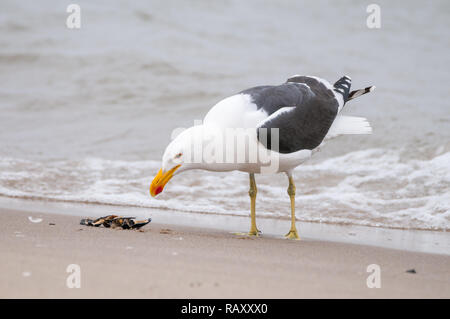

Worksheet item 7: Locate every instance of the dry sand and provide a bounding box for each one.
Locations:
[0,208,449,298]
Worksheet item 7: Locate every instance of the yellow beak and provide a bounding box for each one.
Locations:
[150,165,180,197]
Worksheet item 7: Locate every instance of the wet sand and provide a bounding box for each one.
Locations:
[0,208,449,298]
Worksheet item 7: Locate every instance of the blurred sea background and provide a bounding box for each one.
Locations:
[0,0,449,230]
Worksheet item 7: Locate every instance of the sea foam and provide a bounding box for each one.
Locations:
[0,148,448,230]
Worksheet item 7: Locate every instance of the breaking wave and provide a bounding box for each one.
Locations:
[0,148,448,230]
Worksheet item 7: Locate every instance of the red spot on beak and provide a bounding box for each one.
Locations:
[155,186,163,196]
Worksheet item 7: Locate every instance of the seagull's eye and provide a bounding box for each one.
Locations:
[174,152,183,159]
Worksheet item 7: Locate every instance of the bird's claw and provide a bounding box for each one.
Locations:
[233,229,261,237]
[248,229,262,236]
[284,229,300,240]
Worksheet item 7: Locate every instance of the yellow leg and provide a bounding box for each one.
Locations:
[233,173,260,237]
[248,173,260,236]
[285,175,300,240]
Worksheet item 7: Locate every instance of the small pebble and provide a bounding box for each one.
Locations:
[28,216,43,223]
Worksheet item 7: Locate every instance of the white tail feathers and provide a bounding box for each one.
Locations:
[326,116,372,139]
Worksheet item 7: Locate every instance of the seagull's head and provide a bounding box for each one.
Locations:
[150,126,201,197]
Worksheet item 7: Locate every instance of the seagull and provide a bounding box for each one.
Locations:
[150,75,375,239]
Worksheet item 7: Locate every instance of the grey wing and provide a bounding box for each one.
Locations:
[256,80,339,154]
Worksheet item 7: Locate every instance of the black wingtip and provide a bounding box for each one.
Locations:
[347,86,376,101]
[334,76,352,101]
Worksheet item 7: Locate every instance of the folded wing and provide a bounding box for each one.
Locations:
[256,78,340,153]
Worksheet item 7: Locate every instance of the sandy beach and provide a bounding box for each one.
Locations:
[0,0,449,302]
[1,207,449,299]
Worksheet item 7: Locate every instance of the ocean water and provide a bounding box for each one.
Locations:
[0,0,449,230]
